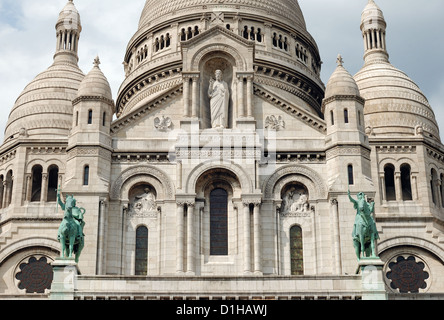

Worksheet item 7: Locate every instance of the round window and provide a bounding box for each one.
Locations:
[386,255,429,293]
[15,256,53,294]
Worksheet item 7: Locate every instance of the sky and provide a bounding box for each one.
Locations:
[0,0,443,143]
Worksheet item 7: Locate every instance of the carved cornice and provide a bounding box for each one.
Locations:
[111,84,183,134]
[254,84,326,134]
[72,95,115,107]
[321,95,365,110]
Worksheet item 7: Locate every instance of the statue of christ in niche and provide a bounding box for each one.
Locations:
[208,70,229,129]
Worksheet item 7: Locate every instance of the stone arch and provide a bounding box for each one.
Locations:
[378,236,444,264]
[195,167,241,199]
[111,165,175,201]
[185,160,253,194]
[0,237,60,266]
[26,159,47,174]
[263,164,328,200]
[191,43,247,72]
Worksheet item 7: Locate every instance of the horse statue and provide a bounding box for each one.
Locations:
[57,189,86,263]
[348,190,379,260]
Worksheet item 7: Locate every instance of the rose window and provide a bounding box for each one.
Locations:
[386,256,429,293]
[15,256,53,294]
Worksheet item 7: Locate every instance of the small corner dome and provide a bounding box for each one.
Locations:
[57,0,81,31]
[325,55,361,99]
[77,57,113,100]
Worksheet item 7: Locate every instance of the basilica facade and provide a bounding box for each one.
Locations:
[0,0,444,300]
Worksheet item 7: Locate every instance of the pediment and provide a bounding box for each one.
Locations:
[110,84,183,136]
[254,83,327,135]
[181,25,255,72]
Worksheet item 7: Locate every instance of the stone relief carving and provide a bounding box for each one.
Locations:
[265,115,285,131]
[280,185,311,217]
[154,115,172,131]
[129,187,158,218]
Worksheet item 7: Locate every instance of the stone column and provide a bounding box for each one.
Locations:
[97,199,107,275]
[25,174,32,203]
[183,75,191,117]
[2,181,8,208]
[40,173,48,203]
[0,182,3,209]
[411,174,419,201]
[253,201,262,275]
[186,202,196,275]
[237,75,245,118]
[243,202,251,274]
[376,30,381,49]
[191,75,200,118]
[436,179,442,208]
[331,198,342,274]
[395,172,402,201]
[176,202,185,274]
[246,75,254,118]
[120,202,129,275]
[379,173,386,203]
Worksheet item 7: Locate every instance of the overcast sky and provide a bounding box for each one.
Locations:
[0,0,443,143]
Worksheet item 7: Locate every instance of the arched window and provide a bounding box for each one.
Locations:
[135,226,148,275]
[348,164,354,186]
[290,225,303,275]
[87,110,93,125]
[344,108,349,124]
[75,111,79,126]
[31,165,43,202]
[47,166,59,202]
[400,164,413,201]
[257,28,263,42]
[6,170,13,206]
[243,26,249,39]
[431,169,437,205]
[384,164,396,201]
[102,112,106,127]
[210,188,228,256]
[330,110,335,126]
[0,175,4,209]
[441,173,444,208]
[83,166,89,186]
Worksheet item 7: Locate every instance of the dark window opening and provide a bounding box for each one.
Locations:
[385,164,396,201]
[401,164,413,201]
[290,225,303,275]
[210,188,228,256]
[135,226,148,275]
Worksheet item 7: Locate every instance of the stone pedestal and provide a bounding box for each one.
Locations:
[357,257,388,300]
[49,258,80,300]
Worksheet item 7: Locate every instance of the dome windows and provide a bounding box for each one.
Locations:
[272,32,289,52]
[242,26,263,43]
[180,26,200,41]
[154,33,171,53]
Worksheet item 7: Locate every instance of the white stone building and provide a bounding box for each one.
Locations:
[0,0,443,300]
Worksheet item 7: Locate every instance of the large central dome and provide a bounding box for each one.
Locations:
[117,0,323,119]
[138,0,307,31]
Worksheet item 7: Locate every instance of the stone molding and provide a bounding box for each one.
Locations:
[263,164,328,200]
[254,84,326,134]
[110,165,175,200]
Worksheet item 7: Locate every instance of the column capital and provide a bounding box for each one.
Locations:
[182,71,200,79]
